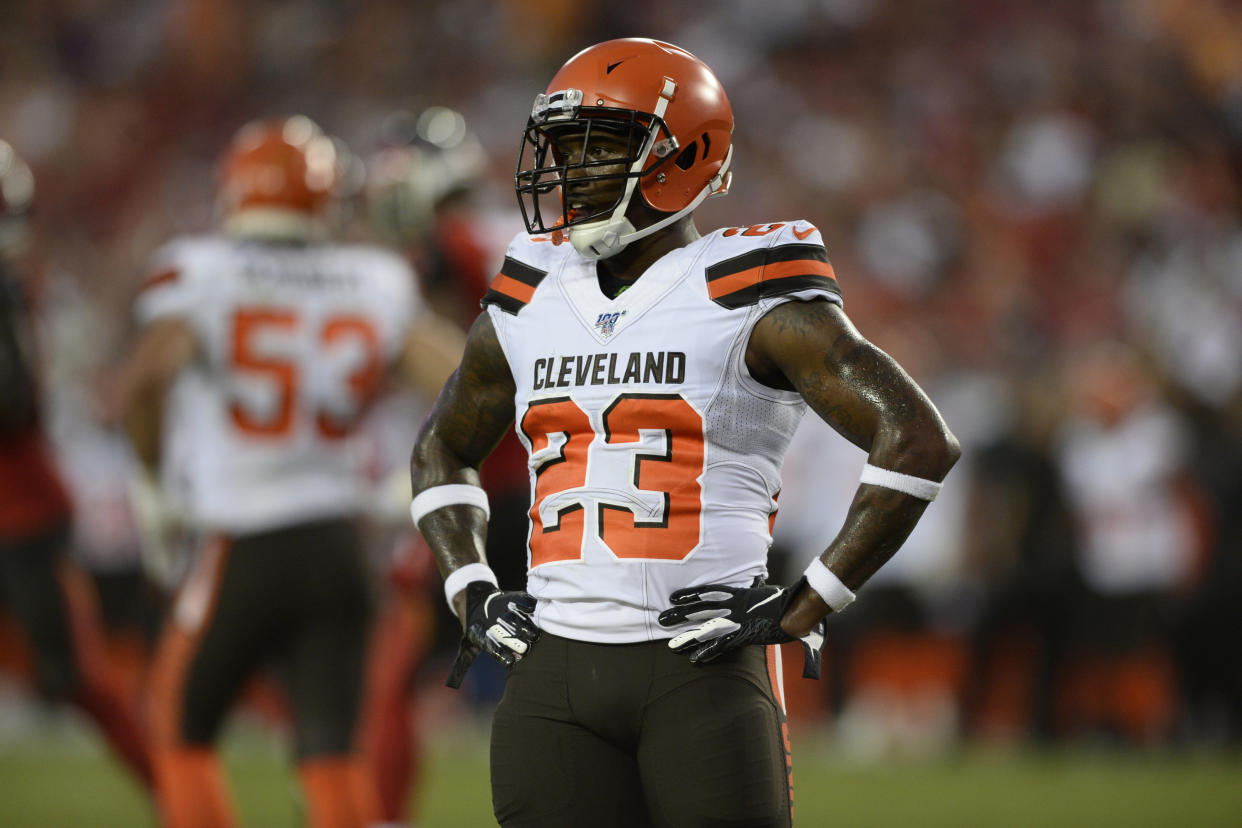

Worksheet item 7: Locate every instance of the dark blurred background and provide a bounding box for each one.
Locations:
[3,0,1241,766]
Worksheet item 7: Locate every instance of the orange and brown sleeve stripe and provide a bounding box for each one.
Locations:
[139,267,180,294]
[706,243,840,309]
[481,257,548,315]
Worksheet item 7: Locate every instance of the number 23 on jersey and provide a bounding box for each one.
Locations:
[519,393,705,568]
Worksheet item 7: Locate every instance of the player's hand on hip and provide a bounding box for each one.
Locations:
[658,577,826,678]
[467,584,540,665]
[446,582,540,688]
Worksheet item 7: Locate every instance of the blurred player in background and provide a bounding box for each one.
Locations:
[362,107,527,823]
[0,140,156,793]
[114,116,462,828]
[368,106,495,329]
[1053,342,1204,744]
[411,39,959,826]
[368,106,533,597]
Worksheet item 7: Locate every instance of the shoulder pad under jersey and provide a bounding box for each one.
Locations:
[139,235,221,291]
[480,231,564,315]
[133,235,229,323]
[704,220,841,310]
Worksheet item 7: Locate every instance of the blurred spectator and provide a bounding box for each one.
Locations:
[958,369,1079,746]
[1169,390,1242,746]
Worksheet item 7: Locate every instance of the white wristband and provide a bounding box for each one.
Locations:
[804,558,856,612]
[410,484,491,526]
[443,563,499,617]
[860,463,941,501]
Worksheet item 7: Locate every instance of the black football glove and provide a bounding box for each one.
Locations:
[657,576,826,679]
[445,581,540,689]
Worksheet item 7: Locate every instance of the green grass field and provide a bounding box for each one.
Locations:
[2,715,1240,827]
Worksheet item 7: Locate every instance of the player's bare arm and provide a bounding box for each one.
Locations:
[115,316,198,470]
[410,310,516,617]
[412,311,541,682]
[398,309,466,401]
[746,298,961,635]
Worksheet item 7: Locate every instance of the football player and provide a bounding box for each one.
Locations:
[0,140,156,793]
[410,39,960,826]
[362,106,530,825]
[115,116,462,828]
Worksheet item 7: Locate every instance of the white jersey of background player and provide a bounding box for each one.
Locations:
[137,236,415,533]
[119,116,461,539]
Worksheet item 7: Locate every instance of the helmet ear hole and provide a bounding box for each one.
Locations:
[674,142,697,171]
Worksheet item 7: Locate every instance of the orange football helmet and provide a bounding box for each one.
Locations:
[515,38,734,259]
[218,115,340,240]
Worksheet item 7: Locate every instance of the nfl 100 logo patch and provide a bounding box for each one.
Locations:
[594,310,625,337]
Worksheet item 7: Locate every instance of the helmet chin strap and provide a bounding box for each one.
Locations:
[569,144,733,260]
[567,198,687,260]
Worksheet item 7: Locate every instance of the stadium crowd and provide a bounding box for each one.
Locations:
[2,2,1240,814]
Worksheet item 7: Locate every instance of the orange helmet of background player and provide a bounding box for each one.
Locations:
[515,38,734,259]
[218,115,340,240]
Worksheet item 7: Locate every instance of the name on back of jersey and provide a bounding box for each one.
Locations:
[237,259,363,291]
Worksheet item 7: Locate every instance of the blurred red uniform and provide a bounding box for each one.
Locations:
[357,528,438,821]
[0,139,154,792]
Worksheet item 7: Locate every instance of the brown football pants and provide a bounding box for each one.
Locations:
[490,631,794,827]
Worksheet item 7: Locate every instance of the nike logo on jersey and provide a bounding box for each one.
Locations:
[532,351,686,390]
[792,224,817,240]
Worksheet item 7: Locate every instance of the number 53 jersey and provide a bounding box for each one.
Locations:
[484,221,843,643]
[135,236,419,534]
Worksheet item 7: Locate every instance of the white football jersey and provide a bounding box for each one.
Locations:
[136,236,420,534]
[483,220,843,643]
